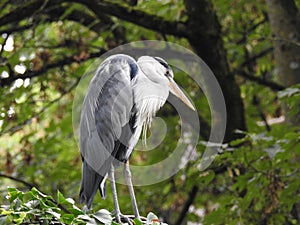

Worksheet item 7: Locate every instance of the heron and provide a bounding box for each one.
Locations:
[79,54,195,223]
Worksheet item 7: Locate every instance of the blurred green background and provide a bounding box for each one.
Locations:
[0,0,300,224]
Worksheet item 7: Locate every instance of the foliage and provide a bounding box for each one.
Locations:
[0,0,300,224]
[0,187,165,225]
[1,187,90,225]
[198,86,300,225]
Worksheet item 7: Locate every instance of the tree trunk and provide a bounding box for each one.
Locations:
[266,1,300,221]
[184,0,246,142]
[265,0,300,124]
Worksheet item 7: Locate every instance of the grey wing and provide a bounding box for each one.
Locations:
[79,55,136,208]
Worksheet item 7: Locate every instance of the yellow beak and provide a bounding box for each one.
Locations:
[168,78,195,111]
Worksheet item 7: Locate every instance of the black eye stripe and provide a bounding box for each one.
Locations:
[154,57,169,69]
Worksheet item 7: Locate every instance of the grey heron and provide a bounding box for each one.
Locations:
[79,54,195,223]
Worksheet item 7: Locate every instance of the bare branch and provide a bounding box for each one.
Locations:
[239,47,273,68]
[44,4,113,33]
[0,0,187,37]
[236,70,285,91]
[0,32,10,56]
[0,173,36,189]
[0,49,106,87]
[0,0,44,27]
[236,15,268,45]
[0,23,34,36]
[0,3,113,35]
[252,95,271,132]
[73,0,188,37]
[174,185,199,225]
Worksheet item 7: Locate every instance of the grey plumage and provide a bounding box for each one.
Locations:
[79,55,138,208]
[79,54,195,221]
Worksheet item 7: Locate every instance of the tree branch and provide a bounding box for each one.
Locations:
[239,47,273,68]
[236,15,268,45]
[0,173,36,189]
[174,185,199,225]
[0,0,43,27]
[44,4,114,34]
[0,49,106,87]
[0,32,10,56]
[0,2,113,35]
[236,70,285,91]
[0,0,187,38]
[74,0,188,37]
[0,23,34,36]
[0,173,71,215]
[0,77,80,136]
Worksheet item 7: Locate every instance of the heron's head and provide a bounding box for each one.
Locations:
[137,56,195,111]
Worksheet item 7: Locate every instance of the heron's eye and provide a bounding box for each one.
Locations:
[165,70,171,77]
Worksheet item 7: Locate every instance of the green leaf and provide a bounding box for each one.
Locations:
[65,198,75,205]
[30,187,50,199]
[77,214,93,221]
[12,211,26,224]
[133,218,143,225]
[278,87,300,98]
[93,209,112,225]
[0,208,12,216]
[57,190,75,206]
[68,206,84,216]
[46,208,61,219]
[61,214,75,224]
[57,190,66,204]
[6,188,24,203]
[24,200,39,209]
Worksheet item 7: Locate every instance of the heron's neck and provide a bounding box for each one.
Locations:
[132,76,169,128]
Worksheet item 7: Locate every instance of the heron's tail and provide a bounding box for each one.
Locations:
[79,160,107,208]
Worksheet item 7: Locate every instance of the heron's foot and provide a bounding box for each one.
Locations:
[82,205,89,214]
[114,213,134,225]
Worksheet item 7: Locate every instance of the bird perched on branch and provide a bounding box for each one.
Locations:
[79,54,195,223]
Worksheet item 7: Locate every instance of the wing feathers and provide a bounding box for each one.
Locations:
[79,160,103,208]
[79,55,138,207]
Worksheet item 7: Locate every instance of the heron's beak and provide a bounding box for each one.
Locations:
[168,78,196,111]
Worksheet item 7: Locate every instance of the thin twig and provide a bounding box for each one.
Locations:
[236,15,268,45]
[0,78,81,136]
[239,47,273,68]
[0,33,10,56]
[252,95,271,132]
[0,49,105,87]
[236,70,285,91]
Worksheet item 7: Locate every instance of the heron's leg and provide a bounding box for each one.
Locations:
[124,161,140,220]
[109,165,121,223]
[109,165,133,225]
